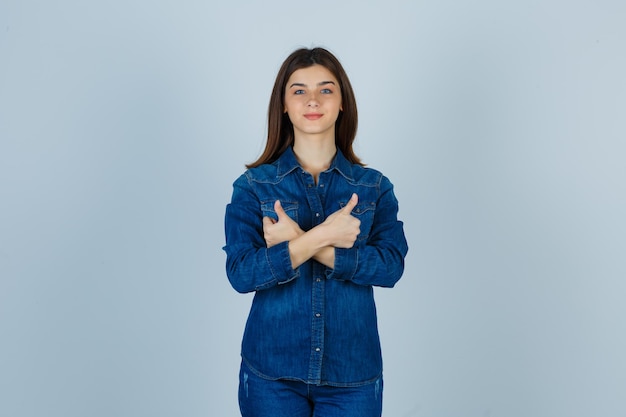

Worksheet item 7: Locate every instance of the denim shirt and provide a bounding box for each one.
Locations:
[223,147,408,386]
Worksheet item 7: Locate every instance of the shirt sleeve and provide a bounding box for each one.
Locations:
[325,175,408,288]
[223,174,299,293]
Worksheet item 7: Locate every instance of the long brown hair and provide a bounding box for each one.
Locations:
[246,47,362,168]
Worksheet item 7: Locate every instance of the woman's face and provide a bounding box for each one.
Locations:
[284,64,343,141]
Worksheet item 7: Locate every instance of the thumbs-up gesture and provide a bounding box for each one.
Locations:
[321,193,361,249]
[262,200,303,248]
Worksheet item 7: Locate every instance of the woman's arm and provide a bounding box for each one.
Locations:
[326,176,409,288]
[224,176,299,293]
[263,194,360,269]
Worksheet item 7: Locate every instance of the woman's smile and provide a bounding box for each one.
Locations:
[304,113,323,120]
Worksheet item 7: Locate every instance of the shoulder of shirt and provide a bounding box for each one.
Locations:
[237,161,284,185]
[243,162,278,177]
[347,163,386,185]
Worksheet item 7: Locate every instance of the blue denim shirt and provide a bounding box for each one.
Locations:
[223,147,408,386]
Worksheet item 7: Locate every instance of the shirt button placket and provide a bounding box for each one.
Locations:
[309,273,325,382]
[304,171,325,383]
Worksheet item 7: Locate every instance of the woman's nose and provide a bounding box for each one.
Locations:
[307,97,319,107]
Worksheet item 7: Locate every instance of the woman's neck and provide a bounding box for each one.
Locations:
[292,137,336,183]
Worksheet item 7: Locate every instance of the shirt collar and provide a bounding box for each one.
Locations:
[276,146,355,181]
[328,148,355,181]
[275,146,301,178]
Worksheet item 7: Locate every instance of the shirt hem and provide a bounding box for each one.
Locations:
[241,355,382,388]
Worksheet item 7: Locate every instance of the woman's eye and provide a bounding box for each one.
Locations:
[321,88,332,94]
[294,89,305,95]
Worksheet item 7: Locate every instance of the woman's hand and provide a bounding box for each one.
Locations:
[262,200,303,248]
[319,193,361,249]
[262,194,359,269]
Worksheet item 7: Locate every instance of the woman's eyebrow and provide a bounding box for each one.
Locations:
[288,81,336,88]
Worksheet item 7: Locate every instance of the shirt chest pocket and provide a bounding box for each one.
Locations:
[340,201,376,241]
[261,200,299,223]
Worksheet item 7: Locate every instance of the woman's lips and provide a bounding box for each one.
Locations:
[304,113,322,120]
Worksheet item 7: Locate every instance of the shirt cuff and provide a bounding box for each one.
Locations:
[267,241,299,285]
[325,247,358,281]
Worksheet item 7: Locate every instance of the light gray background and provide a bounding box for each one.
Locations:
[1,1,625,416]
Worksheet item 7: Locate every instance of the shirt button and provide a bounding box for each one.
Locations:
[315,213,320,217]
[315,313,321,317]
[320,184,324,188]
[315,347,321,352]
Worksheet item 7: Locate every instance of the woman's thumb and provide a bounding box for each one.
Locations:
[344,193,358,212]
[274,200,287,219]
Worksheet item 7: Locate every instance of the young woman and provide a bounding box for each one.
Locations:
[223,47,408,417]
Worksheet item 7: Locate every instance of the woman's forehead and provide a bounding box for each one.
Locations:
[287,65,338,85]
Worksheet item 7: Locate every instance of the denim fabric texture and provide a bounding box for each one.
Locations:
[224,147,408,386]
[238,359,383,417]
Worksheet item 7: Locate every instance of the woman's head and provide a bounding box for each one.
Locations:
[247,47,362,168]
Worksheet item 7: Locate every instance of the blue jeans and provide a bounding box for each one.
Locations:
[238,361,383,417]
